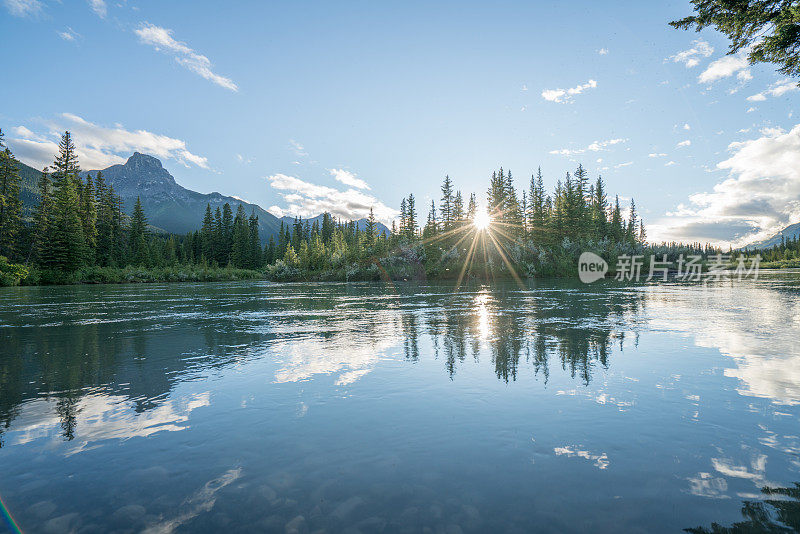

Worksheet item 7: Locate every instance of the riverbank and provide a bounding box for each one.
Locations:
[2,255,788,287]
[5,264,264,286]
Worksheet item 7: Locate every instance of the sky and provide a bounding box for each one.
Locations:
[2,0,799,246]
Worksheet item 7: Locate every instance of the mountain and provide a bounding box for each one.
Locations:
[84,152,286,242]
[279,213,391,236]
[744,222,800,250]
[15,153,391,242]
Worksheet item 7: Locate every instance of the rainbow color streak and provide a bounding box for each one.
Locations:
[0,493,22,534]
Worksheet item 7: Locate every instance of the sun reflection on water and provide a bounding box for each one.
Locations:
[475,292,491,340]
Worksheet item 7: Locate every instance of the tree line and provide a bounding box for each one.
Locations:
[1,127,687,283]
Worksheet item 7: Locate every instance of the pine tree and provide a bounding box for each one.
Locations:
[248,210,261,268]
[452,191,464,224]
[31,167,53,264]
[405,194,418,240]
[467,193,477,220]
[213,207,224,264]
[0,132,23,259]
[627,198,638,243]
[399,198,408,238]
[94,171,115,266]
[50,132,86,270]
[592,176,608,239]
[321,212,335,244]
[221,203,234,263]
[529,168,547,245]
[440,175,454,230]
[487,169,506,221]
[365,207,377,245]
[81,173,98,262]
[610,195,623,242]
[265,235,276,265]
[231,204,249,267]
[201,204,215,261]
[503,169,522,238]
[128,196,148,266]
[424,200,438,238]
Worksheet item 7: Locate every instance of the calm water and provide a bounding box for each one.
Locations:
[2,274,800,533]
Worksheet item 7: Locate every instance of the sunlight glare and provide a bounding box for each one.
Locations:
[473,208,491,230]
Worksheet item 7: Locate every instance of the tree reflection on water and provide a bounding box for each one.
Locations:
[686,483,800,533]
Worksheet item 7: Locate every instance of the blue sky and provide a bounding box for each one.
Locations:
[2,0,799,246]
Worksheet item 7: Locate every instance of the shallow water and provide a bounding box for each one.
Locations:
[1,273,800,533]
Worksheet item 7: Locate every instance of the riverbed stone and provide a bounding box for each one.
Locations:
[285,514,307,534]
[331,496,365,521]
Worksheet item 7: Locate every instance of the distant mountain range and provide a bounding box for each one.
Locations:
[744,222,800,250]
[16,152,389,242]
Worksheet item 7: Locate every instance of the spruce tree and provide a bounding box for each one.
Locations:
[31,167,53,265]
[440,175,454,230]
[50,132,86,270]
[627,199,638,243]
[0,134,22,259]
[405,194,417,240]
[248,210,261,268]
[201,204,215,261]
[128,196,148,266]
[467,193,477,220]
[592,176,608,239]
[365,207,377,245]
[453,191,464,224]
[231,204,249,267]
[610,195,623,242]
[81,173,98,263]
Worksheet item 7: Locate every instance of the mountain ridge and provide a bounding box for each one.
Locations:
[744,222,800,250]
[16,153,390,242]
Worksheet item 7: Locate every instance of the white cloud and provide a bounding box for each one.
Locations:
[8,113,209,170]
[665,160,676,166]
[648,153,667,158]
[614,161,633,169]
[289,139,308,157]
[267,173,398,225]
[598,48,609,55]
[87,0,106,17]
[683,123,691,130]
[329,168,370,190]
[3,0,41,16]
[677,139,691,147]
[699,53,750,84]
[747,79,799,102]
[650,124,800,246]
[134,22,238,91]
[58,27,80,41]
[668,40,713,68]
[550,137,626,156]
[541,79,597,103]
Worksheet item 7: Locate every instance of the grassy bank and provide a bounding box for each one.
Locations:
[0,261,265,287]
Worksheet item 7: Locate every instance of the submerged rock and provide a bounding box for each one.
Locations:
[285,514,307,534]
[331,496,365,521]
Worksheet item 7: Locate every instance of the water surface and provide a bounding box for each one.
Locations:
[1,274,800,533]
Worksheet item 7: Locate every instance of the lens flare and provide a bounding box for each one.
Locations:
[473,208,491,230]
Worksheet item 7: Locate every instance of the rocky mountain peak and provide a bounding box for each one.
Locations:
[125,152,164,171]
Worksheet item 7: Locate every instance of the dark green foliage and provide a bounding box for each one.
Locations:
[128,197,148,266]
[671,0,800,79]
[0,130,23,258]
[1,128,681,284]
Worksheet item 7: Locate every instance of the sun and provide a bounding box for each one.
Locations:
[473,208,491,230]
